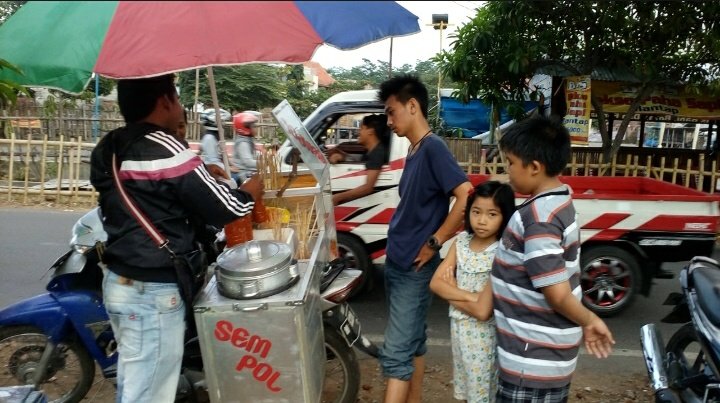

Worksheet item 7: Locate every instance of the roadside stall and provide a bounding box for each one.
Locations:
[193,100,338,403]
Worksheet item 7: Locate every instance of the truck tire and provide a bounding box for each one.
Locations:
[336,233,371,297]
[580,246,640,317]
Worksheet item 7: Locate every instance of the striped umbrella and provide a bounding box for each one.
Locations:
[0,1,420,94]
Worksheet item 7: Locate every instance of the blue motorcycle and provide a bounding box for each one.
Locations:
[0,208,111,402]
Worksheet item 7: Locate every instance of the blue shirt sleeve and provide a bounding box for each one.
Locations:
[426,136,468,195]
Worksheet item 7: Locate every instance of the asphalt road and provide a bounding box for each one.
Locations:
[0,206,710,377]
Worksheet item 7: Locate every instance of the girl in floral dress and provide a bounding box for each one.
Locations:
[430,181,515,403]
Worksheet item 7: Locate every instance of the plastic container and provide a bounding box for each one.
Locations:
[252,198,268,223]
[224,215,253,247]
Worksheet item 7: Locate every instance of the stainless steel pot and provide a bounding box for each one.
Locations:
[215,240,298,299]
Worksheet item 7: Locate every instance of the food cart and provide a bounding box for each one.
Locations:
[193,100,337,403]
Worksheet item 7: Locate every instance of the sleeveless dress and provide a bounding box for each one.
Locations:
[449,232,498,403]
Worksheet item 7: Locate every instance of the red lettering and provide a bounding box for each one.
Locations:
[234,355,283,392]
[236,354,257,371]
[687,98,720,112]
[266,371,282,392]
[254,363,272,381]
[567,92,582,100]
[216,321,283,392]
[246,335,272,359]
[214,320,233,341]
[231,327,249,349]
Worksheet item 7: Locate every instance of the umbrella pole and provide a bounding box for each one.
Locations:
[206,66,231,176]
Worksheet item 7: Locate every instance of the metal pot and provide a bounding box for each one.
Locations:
[215,240,298,300]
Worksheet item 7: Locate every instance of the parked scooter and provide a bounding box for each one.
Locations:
[640,256,720,403]
[0,208,377,403]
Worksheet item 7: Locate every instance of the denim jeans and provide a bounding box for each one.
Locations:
[379,255,439,381]
[103,269,185,403]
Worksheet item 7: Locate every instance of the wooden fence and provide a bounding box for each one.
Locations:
[3,134,720,208]
[456,146,719,193]
[3,102,720,207]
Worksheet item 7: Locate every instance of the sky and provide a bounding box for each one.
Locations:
[311,1,484,70]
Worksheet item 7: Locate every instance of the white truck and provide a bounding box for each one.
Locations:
[276,90,720,316]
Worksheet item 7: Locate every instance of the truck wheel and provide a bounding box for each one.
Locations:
[580,246,640,317]
[336,233,371,297]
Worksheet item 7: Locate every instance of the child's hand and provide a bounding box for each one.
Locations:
[440,263,456,285]
[583,315,615,359]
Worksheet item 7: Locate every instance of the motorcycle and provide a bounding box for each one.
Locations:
[0,208,377,403]
[640,256,720,403]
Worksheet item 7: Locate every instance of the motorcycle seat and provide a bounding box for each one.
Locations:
[692,266,720,327]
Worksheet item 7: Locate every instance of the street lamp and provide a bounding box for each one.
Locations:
[430,14,451,111]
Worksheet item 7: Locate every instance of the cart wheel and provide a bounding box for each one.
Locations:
[336,233,371,297]
[322,326,360,403]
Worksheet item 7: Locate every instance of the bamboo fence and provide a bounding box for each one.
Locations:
[460,151,719,193]
[2,106,720,207]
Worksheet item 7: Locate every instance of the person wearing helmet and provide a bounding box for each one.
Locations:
[200,112,231,182]
[231,112,260,183]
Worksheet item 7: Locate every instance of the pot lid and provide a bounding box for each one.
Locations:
[216,240,293,278]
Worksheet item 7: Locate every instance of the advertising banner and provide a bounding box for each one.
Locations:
[563,76,592,145]
[593,81,720,120]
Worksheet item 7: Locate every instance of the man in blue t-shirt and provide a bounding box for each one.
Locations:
[378,75,473,403]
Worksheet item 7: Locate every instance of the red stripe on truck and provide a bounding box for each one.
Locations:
[636,215,718,233]
[334,206,360,222]
[586,229,629,241]
[365,208,395,224]
[581,213,632,229]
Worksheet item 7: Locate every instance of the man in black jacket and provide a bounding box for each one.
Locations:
[90,74,262,403]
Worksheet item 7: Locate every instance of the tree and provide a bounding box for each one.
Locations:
[329,58,453,132]
[0,1,25,24]
[437,1,720,158]
[0,58,28,107]
[177,65,285,112]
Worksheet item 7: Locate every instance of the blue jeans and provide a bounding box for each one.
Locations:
[102,269,185,403]
[379,255,439,381]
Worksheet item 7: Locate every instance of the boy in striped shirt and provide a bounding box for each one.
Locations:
[491,116,615,402]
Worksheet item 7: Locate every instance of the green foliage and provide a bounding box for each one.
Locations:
[437,1,720,154]
[177,65,285,112]
[79,76,115,100]
[0,58,29,107]
[329,58,452,132]
[0,1,25,24]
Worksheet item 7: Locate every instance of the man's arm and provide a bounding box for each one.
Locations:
[543,282,615,358]
[332,169,381,205]
[237,141,257,169]
[413,181,473,269]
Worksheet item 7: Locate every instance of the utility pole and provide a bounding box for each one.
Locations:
[388,37,393,79]
[429,14,452,112]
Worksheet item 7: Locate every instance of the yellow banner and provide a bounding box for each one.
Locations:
[593,81,720,119]
[563,76,591,145]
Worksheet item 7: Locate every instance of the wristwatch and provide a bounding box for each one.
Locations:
[426,235,442,251]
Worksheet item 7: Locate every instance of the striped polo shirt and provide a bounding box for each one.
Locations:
[490,184,582,389]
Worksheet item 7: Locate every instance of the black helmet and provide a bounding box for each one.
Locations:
[201,111,219,131]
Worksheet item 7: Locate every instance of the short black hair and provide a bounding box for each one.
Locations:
[117,74,177,124]
[499,115,570,176]
[464,180,516,238]
[378,74,429,118]
[361,114,390,145]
